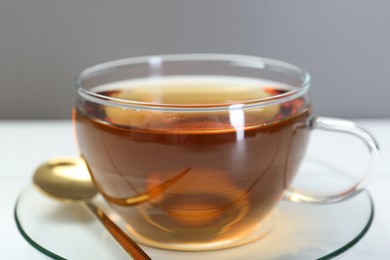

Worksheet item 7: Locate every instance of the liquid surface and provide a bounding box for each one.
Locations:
[75,76,310,250]
[91,76,292,105]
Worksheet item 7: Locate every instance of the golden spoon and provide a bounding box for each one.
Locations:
[32,157,151,260]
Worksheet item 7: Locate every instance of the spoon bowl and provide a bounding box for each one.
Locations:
[33,157,97,202]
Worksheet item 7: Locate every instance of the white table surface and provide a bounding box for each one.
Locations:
[1,119,389,260]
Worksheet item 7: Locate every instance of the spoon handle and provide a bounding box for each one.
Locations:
[85,201,152,260]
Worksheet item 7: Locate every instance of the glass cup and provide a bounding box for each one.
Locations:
[73,54,379,251]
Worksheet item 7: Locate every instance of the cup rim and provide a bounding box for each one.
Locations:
[76,54,311,112]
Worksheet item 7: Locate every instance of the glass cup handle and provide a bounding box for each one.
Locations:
[284,116,379,204]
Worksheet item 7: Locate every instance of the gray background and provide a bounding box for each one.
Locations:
[1,0,389,119]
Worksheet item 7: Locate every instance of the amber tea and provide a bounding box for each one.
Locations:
[75,76,310,250]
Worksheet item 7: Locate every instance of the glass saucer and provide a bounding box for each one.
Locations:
[14,185,373,260]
